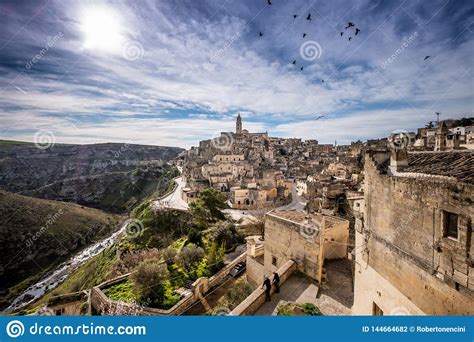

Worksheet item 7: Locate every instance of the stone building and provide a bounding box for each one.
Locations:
[353,149,474,315]
[229,187,268,210]
[246,210,349,287]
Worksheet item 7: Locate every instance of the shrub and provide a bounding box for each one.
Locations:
[225,279,253,309]
[187,227,203,245]
[206,241,225,275]
[176,246,205,273]
[210,221,244,251]
[302,303,322,316]
[131,258,168,307]
[162,247,177,266]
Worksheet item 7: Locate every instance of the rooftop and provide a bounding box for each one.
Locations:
[268,210,346,229]
[404,151,473,184]
[374,150,474,184]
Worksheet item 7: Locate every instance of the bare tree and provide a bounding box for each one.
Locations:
[247,203,277,238]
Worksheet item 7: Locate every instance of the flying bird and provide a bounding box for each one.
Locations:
[303,33,307,38]
[259,32,263,37]
[424,55,431,61]
[321,79,324,83]
[267,0,272,5]
[293,14,298,18]
[348,37,352,41]
[355,28,360,35]
[292,60,296,64]
[306,13,312,20]
[345,22,354,29]
[315,115,325,120]
[340,32,344,36]
[300,66,304,71]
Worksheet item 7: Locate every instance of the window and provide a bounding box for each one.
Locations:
[271,256,277,266]
[372,302,383,316]
[443,211,459,239]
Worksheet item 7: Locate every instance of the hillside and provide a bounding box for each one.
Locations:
[0,141,184,213]
[0,190,122,309]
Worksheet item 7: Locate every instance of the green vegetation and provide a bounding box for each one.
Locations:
[302,303,322,315]
[224,278,253,310]
[103,279,138,303]
[18,183,248,313]
[277,302,323,316]
[130,203,193,249]
[0,190,121,310]
[131,258,169,307]
[209,221,245,252]
[205,242,226,275]
[189,188,229,228]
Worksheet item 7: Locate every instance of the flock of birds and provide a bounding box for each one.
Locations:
[340,21,360,42]
[260,0,362,74]
[262,0,432,121]
[261,1,432,66]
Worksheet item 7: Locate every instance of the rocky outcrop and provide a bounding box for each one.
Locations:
[0,141,184,213]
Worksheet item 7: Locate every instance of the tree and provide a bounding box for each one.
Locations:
[206,241,225,275]
[189,188,229,228]
[187,227,203,245]
[210,221,244,250]
[247,204,275,238]
[162,247,176,266]
[177,246,205,272]
[131,258,168,307]
[188,199,209,228]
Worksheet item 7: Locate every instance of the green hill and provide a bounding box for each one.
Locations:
[0,190,122,309]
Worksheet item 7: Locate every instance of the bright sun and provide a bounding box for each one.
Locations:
[80,6,124,54]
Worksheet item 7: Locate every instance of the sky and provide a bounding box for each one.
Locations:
[0,0,473,148]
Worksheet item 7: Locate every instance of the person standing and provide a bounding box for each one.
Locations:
[272,272,280,293]
[261,275,272,301]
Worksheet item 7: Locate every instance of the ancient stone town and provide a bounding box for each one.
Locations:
[34,114,473,317]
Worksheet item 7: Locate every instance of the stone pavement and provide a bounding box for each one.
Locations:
[254,259,353,316]
[254,273,318,315]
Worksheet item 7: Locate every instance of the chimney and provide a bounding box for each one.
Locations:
[389,149,408,174]
[435,121,448,151]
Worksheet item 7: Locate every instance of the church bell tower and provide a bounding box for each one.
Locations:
[236,113,242,134]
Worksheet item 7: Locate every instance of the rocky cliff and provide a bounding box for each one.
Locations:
[0,141,184,213]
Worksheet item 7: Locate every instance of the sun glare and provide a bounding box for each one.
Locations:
[80,6,124,54]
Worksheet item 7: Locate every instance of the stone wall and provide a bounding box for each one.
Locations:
[353,154,474,315]
[264,214,320,280]
[46,291,88,315]
[246,243,265,288]
[90,252,247,316]
[264,213,348,281]
[230,260,296,316]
